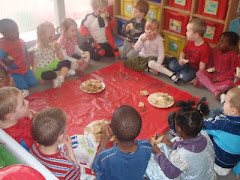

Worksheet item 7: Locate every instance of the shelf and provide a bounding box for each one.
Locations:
[115,15,131,21]
[163,6,191,15]
[162,30,186,39]
[192,14,225,24]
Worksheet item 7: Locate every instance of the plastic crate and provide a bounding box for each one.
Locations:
[165,10,189,35]
[121,0,134,18]
[164,33,186,57]
[147,4,161,21]
[117,18,127,36]
[197,0,229,20]
[168,0,192,11]
[203,20,224,44]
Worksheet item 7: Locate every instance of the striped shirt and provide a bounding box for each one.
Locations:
[30,142,80,180]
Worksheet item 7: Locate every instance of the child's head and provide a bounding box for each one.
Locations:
[60,18,78,40]
[174,98,209,138]
[186,18,206,41]
[0,87,29,121]
[217,31,239,52]
[37,21,55,45]
[145,19,159,40]
[0,18,19,41]
[90,0,108,15]
[133,0,149,19]
[31,108,67,146]
[0,63,10,87]
[223,87,240,116]
[111,105,142,142]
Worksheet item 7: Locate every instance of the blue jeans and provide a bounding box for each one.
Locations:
[12,70,37,89]
[168,58,196,82]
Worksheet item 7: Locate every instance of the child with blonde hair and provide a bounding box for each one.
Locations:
[204,87,240,177]
[31,21,70,88]
[30,108,81,179]
[124,19,179,83]
[167,18,211,82]
[0,18,37,90]
[57,18,90,76]
[119,0,149,59]
[0,86,33,150]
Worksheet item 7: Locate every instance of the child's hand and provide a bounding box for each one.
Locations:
[54,42,60,51]
[141,33,148,42]
[150,69,158,75]
[64,135,73,150]
[152,144,160,154]
[102,124,112,142]
[126,23,133,32]
[77,59,84,64]
[179,59,189,65]
[28,109,37,119]
[161,136,173,147]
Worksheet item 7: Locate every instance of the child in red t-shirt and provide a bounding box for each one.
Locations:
[196,32,239,99]
[0,86,34,150]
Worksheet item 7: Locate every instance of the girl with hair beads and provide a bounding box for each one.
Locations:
[0,18,37,90]
[57,18,90,76]
[31,21,70,88]
[150,99,216,180]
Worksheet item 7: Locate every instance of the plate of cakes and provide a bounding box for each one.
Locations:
[80,79,105,93]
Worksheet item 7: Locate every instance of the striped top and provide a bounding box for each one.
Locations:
[30,142,80,180]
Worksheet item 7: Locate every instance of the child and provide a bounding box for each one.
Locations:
[57,18,90,76]
[167,18,211,82]
[152,99,216,179]
[203,87,240,177]
[80,0,119,61]
[196,32,239,99]
[32,21,71,88]
[0,86,33,150]
[123,19,179,83]
[0,18,37,90]
[30,108,80,179]
[92,105,152,179]
[119,0,149,59]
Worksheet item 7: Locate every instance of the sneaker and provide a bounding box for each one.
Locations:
[220,93,226,104]
[68,69,76,76]
[53,76,64,88]
[214,164,231,176]
[21,90,29,98]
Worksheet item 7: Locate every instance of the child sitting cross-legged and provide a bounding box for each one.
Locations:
[0,86,34,151]
[203,87,240,177]
[30,108,81,180]
[152,99,216,180]
[92,105,152,179]
[123,19,180,83]
[31,21,71,88]
[196,32,239,99]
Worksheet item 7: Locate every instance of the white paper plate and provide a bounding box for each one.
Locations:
[80,80,105,93]
[148,92,174,108]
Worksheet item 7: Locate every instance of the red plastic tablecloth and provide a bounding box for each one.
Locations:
[28,62,198,139]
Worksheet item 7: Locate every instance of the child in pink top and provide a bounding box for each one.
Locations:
[57,18,90,76]
[196,32,239,99]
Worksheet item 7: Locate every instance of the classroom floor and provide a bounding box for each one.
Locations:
[29,56,235,180]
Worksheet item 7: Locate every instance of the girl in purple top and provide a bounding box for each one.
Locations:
[150,99,216,180]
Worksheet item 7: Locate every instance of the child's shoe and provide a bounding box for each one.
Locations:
[68,69,76,76]
[53,76,64,88]
[170,73,180,84]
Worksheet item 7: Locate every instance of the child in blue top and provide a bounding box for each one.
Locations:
[92,105,152,180]
[203,87,240,177]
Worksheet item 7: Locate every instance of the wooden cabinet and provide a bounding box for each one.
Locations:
[113,0,240,57]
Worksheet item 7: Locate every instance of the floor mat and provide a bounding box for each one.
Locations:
[28,62,198,139]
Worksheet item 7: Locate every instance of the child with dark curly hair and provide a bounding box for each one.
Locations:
[92,105,152,180]
[151,99,216,180]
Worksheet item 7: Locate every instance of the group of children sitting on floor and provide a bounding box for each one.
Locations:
[0,0,240,179]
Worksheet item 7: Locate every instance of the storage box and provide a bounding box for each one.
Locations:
[164,33,186,57]
[165,10,189,35]
[197,0,229,20]
[168,0,192,11]
[203,20,224,44]
[121,0,134,18]
[117,18,127,36]
[147,4,161,21]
